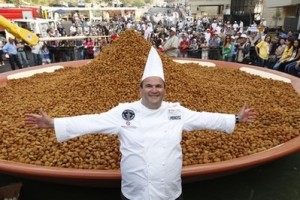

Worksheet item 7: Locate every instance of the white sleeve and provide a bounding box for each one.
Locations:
[54,107,121,142]
[182,107,236,134]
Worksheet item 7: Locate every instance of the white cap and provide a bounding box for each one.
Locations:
[241,34,248,38]
[170,27,176,32]
[142,47,164,81]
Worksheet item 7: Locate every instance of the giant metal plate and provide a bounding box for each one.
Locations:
[0,59,299,187]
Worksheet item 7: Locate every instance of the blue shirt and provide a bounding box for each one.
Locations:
[3,42,17,55]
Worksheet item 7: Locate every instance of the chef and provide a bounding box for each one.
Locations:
[24,47,256,200]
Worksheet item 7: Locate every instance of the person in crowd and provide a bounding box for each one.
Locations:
[255,34,272,67]
[178,34,190,58]
[41,44,51,65]
[84,37,94,59]
[208,34,220,60]
[31,35,43,66]
[16,39,30,67]
[24,47,256,200]
[200,40,209,60]
[93,38,102,57]
[162,27,179,57]
[248,32,260,65]
[273,37,294,71]
[222,35,234,62]
[236,34,251,64]
[268,37,286,68]
[283,39,300,73]
[188,38,199,58]
[0,39,5,66]
[285,60,300,76]
[2,37,22,70]
[75,30,84,60]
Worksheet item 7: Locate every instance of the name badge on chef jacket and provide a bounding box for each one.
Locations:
[168,109,181,120]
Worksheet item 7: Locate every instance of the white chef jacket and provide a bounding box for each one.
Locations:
[54,100,236,200]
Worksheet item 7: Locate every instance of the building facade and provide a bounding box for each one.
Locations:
[264,0,300,31]
[188,0,230,19]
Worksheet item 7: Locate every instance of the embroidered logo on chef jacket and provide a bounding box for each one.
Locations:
[122,109,135,121]
[168,108,181,120]
[121,109,137,128]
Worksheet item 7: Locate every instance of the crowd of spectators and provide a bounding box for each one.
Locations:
[1,9,300,78]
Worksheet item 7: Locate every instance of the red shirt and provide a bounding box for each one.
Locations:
[111,34,119,41]
[179,40,190,54]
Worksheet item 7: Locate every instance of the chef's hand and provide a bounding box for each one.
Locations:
[237,104,256,123]
[24,108,54,129]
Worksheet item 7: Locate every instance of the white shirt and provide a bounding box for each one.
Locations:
[31,41,44,54]
[163,35,179,57]
[54,100,235,200]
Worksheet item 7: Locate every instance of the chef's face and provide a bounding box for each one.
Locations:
[140,76,166,109]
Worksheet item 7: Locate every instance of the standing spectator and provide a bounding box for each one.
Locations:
[31,39,43,66]
[0,40,5,66]
[208,34,220,60]
[178,34,190,58]
[222,35,234,61]
[232,21,239,32]
[236,34,251,64]
[239,20,244,32]
[188,38,199,58]
[16,39,30,67]
[41,44,51,65]
[255,34,272,67]
[204,28,211,43]
[249,32,260,65]
[2,37,22,70]
[84,38,94,59]
[200,40,209,59]
[70,23,77,36]
[93,39,101,57]
[162,27,179,57]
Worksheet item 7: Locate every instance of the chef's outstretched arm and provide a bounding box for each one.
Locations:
[237,104,256,123]
[24,108,54,129]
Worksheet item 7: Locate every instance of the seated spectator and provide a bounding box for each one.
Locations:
[284,39,300,73]
[273,37,294,71]
[285,60,300,76]
[268,37,286,68]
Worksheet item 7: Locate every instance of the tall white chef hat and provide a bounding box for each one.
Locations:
[142,46,164,81]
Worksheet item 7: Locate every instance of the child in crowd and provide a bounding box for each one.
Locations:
[41,44,51,65]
